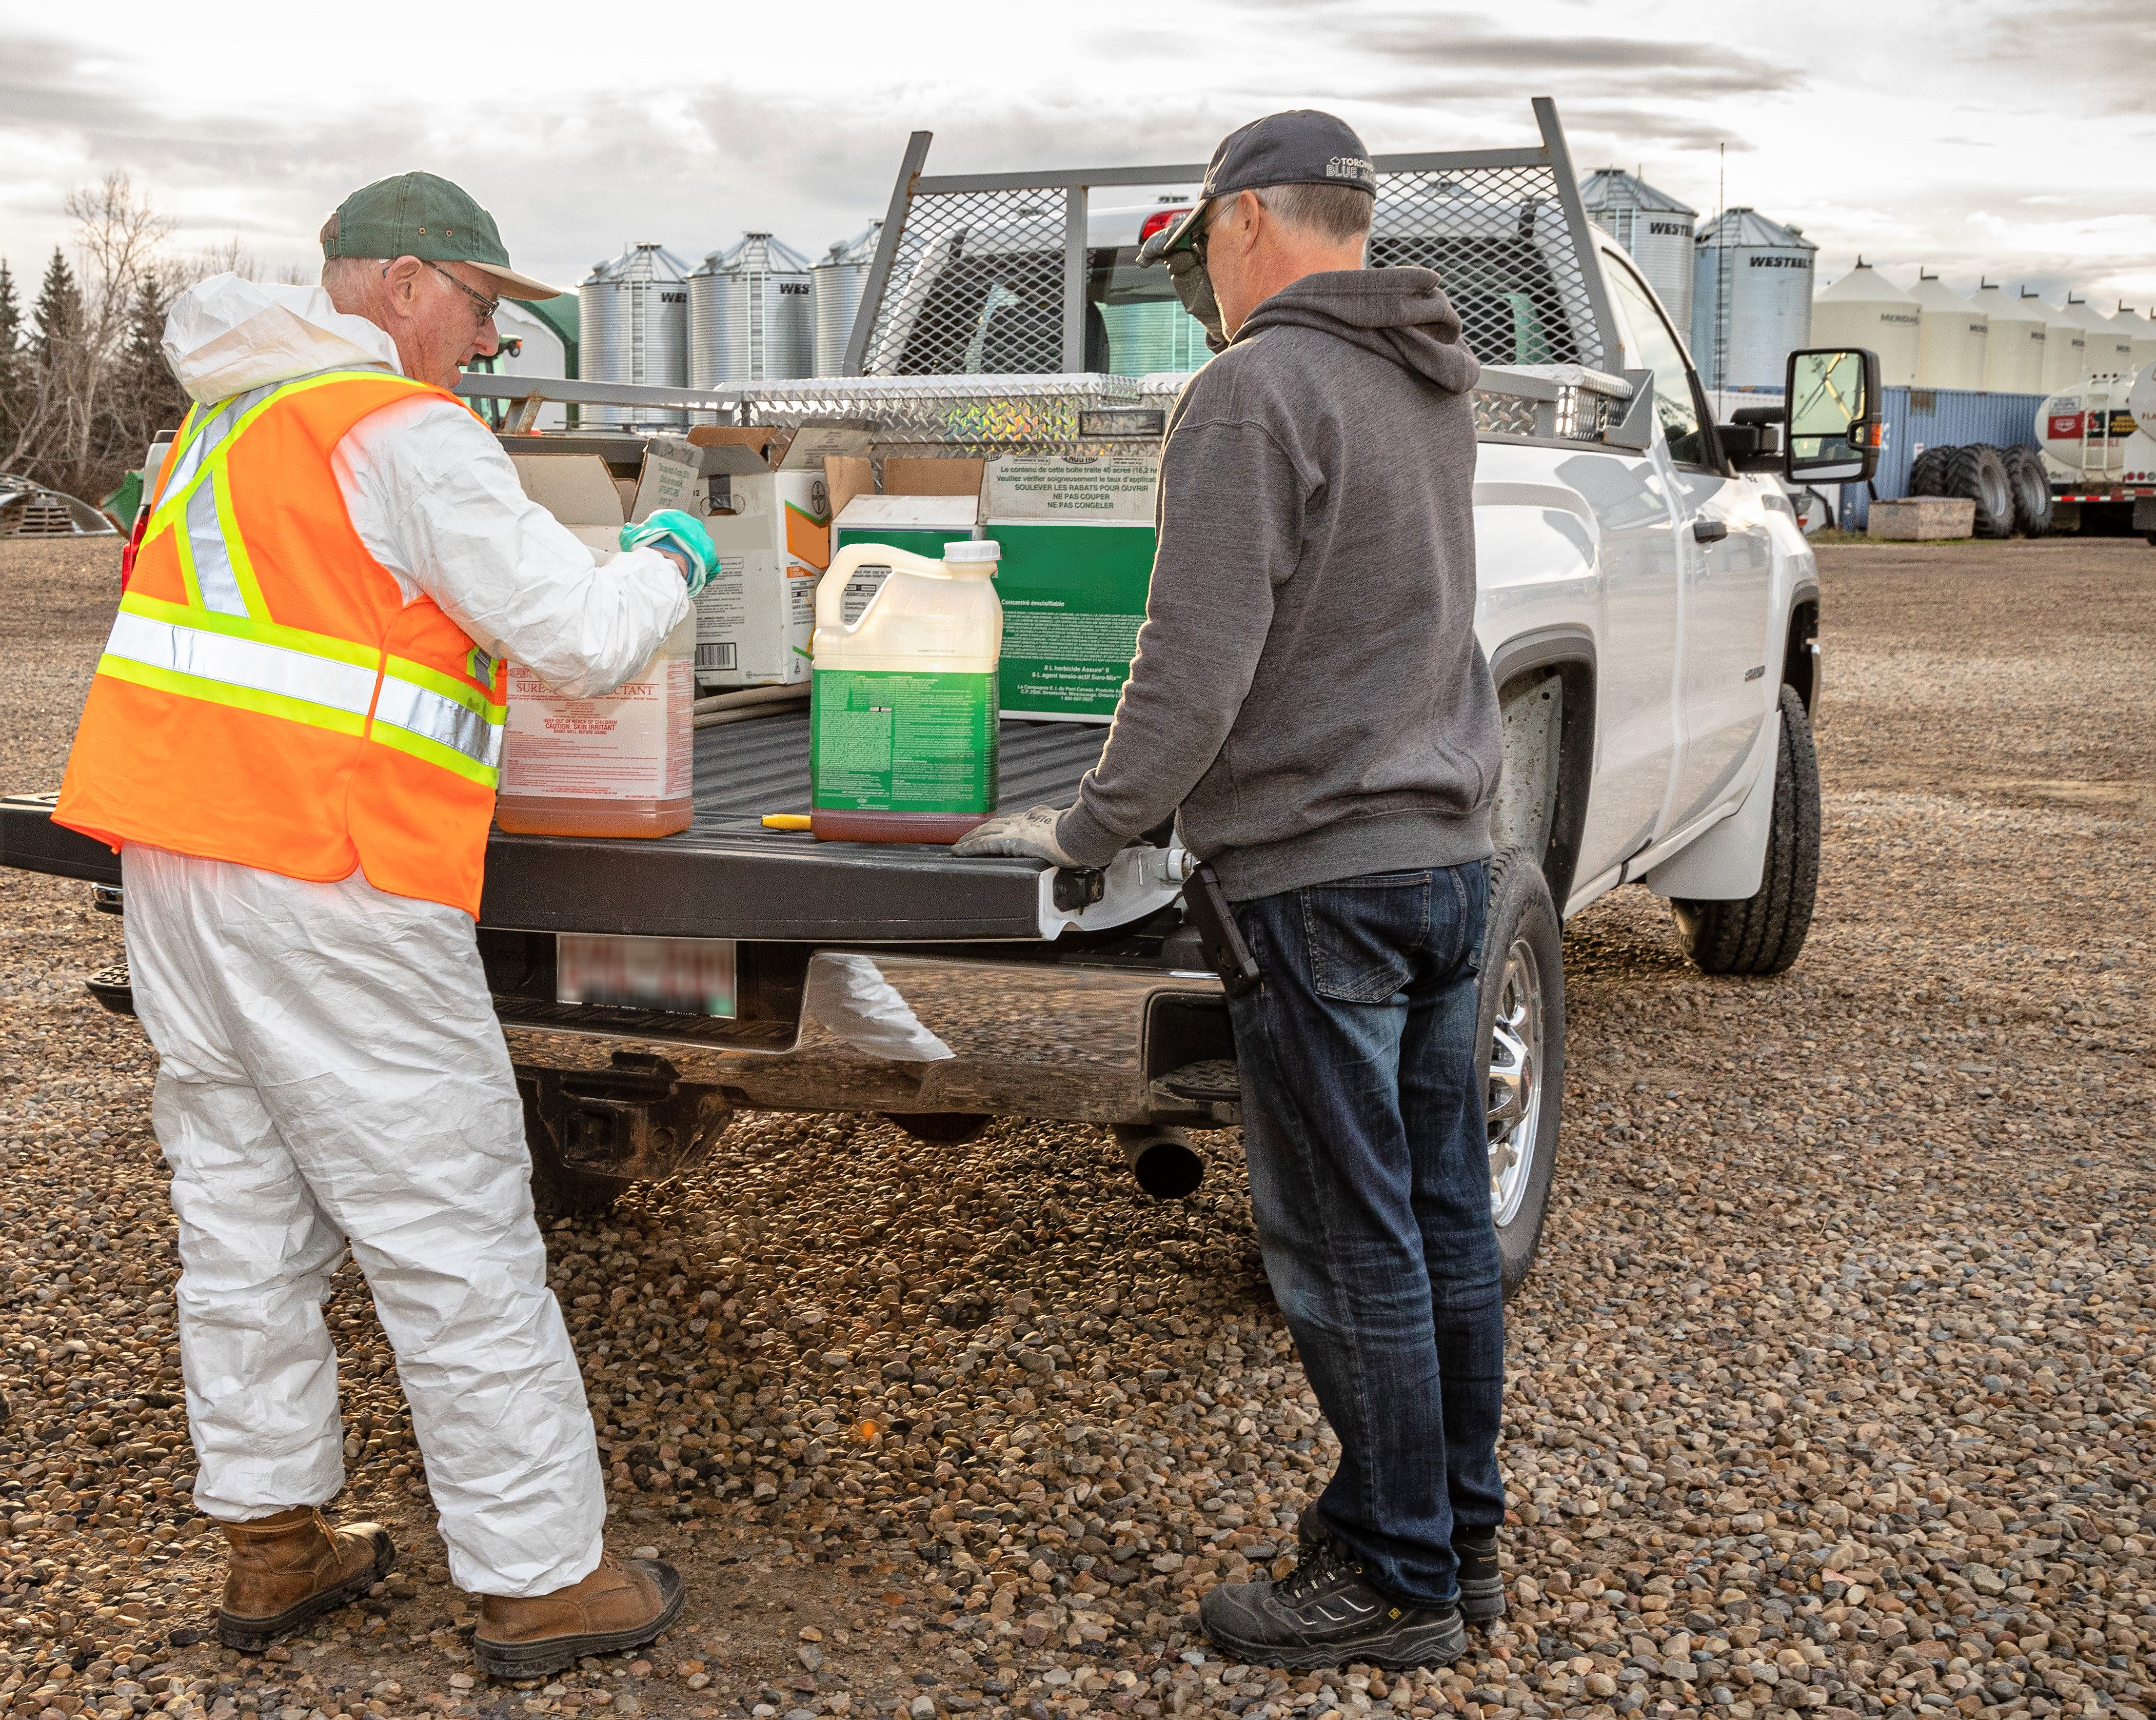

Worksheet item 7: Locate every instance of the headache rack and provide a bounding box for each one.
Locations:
[457,99,1642,455]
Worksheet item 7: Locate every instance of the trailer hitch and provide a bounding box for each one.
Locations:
[514,1049,733,1183]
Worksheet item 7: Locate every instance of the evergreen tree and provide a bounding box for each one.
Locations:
[0,260,21,470]
[33,247,83,355]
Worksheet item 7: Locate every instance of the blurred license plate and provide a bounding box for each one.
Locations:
[556,934,736,1018]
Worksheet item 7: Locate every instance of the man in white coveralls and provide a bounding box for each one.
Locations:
[54,172,717,1677]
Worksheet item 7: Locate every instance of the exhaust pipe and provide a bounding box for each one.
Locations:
[1112,1124,1205,1199]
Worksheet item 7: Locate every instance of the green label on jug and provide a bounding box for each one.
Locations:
[811,669,998,813]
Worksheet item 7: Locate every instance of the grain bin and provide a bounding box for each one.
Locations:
[2115,304,2156,374]
[2039,295,2088,390]
[1811,259,1920,386]
[1906,273,1987,391]
[1972,280,2047,393]
[813,222,882,376]
[1579,169,1696,333]
[1689,208,1816,391]
[579,242,692,426]
[2066,295,2134,374]
[689,233,815,387]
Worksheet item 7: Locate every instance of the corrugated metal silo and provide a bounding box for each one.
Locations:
[1689,208,1816,391]
[813,222,882,377]
[689,233,816,387]
[579,242,692,426]
[1811,260,1920,387]
[1906,273,1988,391]
[1578,169,1697,334]
[2039,295,2088,390]
[1971,281,2047,393]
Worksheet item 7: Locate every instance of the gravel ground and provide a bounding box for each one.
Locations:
[1,536,2151,1720]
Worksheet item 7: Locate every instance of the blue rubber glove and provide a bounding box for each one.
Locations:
[619,509,718,598]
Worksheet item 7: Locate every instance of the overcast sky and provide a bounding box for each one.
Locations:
[3,0,2152,316]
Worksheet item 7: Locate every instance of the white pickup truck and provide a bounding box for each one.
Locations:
[0,102,1879,1296]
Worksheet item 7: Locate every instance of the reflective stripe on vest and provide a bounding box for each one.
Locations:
[99,552,507,786]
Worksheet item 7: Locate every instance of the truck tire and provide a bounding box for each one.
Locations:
[1908,445,1951,497]
[1478,844,1564,1300]
[1945,444,2014,538]
[2001,445,2053,536]
[1671,685,1820,976]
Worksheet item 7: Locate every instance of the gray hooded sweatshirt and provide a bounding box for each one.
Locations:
[1053,265,1503,900]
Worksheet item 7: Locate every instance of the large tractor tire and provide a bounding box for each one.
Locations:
[1671,685,1821,977]
[1908,444,1952,497]
[2001,445,2054,537]
[1945,444,2015,538]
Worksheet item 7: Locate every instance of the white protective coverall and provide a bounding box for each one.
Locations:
[123,275,690,1598]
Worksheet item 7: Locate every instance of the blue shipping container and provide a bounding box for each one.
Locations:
[1837,386,2045,530]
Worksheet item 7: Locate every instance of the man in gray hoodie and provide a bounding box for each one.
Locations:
[957,113,1507,1667]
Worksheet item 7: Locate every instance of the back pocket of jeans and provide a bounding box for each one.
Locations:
[1303,872,1430,1003]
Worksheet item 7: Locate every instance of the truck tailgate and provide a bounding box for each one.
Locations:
[1,712,1110,942]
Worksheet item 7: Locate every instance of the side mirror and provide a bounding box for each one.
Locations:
[1783,347,1882,483]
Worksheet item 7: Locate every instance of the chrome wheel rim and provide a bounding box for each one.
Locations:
[1487,936,1544,1228]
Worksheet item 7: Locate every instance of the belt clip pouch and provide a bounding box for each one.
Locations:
[1182,862,1263,998]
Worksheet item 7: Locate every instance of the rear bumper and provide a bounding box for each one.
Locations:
[504,949,1232,1127]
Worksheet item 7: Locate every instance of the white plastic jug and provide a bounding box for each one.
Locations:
[810,540,1002,843]
[496,609,698,838]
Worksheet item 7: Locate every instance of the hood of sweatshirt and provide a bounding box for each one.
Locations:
[1235,267,1480,395]
[162,274,402,405]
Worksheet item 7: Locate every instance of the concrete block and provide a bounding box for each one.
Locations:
[1869,496,1977,540]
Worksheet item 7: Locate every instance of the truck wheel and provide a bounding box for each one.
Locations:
[1945,444,2015,538]
[2000,445,2053,536]
[1671,685,1820,977]
[1478,844,1564,1300]
[884,1112,993,1145]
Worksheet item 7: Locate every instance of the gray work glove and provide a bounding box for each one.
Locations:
[951,805,1081,865]
[1165,247,1228,355]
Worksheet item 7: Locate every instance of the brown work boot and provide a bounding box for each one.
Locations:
[218,1507,396,1651]
[473,1553,685,1680]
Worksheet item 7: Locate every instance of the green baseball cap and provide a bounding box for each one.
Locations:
[321,171,563,299]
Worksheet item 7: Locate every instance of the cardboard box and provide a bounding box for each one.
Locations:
[510,453,624,553]
[633,426,869,687]
[981,453,1159,724]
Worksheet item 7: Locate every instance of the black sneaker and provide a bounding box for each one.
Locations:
[1452,1529,1506,1621]
[1200,1531,1466,1670]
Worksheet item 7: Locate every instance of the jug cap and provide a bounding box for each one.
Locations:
[943,539,1001,564]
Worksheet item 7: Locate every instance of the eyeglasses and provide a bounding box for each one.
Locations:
[424,260,501,326]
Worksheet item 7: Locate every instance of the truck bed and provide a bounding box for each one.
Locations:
[0,712,1109,943]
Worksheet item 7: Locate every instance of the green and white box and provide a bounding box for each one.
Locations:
[982,454,1159,724]
[830,494,979,562]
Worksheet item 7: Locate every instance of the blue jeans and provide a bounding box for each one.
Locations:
[1226,863,1505,1608]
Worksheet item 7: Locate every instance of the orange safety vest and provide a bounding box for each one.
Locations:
[55,369,508,917]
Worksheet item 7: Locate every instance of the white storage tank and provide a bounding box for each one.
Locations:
[1971,280,2047,393]
[812,222,882,377]
[689,233,815,387]
[2068,295,2134,374]
[2113,303,2156,374]
[1579,169,1696,334]
[1690,208,1816,391]
[1906,272,1988,391]
[579,242,692,426]
[2040,295,2088,390]
[1810,259,1920,386]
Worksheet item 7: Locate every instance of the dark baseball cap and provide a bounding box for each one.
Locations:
[321,171,564,299]
[1137,110,1377,265]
